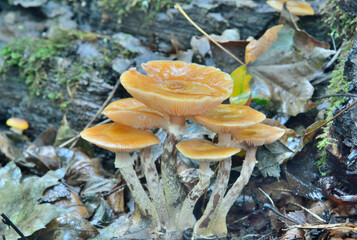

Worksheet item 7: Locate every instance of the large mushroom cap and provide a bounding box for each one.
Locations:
[80,123,160,152]
[192,104,266,133]
[267,0,314,16]
[121,61,233,116]
[176,139,240,162]
[232,123,285,146]
[6,117,29,130]
[103,98,169,130]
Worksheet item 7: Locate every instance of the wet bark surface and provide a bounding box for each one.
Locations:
[0,0,327,137]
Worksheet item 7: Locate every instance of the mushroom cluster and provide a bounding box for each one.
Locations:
[80,60,285,238]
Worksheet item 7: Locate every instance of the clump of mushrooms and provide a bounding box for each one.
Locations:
[79,60,285,237]
[120,61,233,226]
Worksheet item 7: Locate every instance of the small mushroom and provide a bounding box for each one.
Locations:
[267,0,314,16]
[103,98,170,228]
[102,98,170,130]
[6,117,29,135]
[191,104,265,236]
[201,123,285,238]
[176,139,240,231]
[80,123,161,228]
[120,61,233,224]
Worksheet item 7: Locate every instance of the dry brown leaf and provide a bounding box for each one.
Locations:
[279,3,330,55]
[245,25,283,64]
[282,228,305,240]
[267,0,314,16]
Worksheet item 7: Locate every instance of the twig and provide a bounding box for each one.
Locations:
[312,93,357,100]
[291,202,325,223]
[58,79,120,148]
[174,4,246,66]
[263,203,300,224]
[69,78,121,148]
[258,187,275,208]
[1,213,28,240]
[324,42,343,70]
[305,100,357,136]
[59,118,111,148]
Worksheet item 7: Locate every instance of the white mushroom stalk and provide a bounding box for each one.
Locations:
[176,139,240,231]
[114,152,161,228]
[177,161,213,231]
[80,123,163,230]
[195,123,285,238]
[140,147,169,228]
[192,104,266,237]
[103,98,170,228]
[198,146,257,237]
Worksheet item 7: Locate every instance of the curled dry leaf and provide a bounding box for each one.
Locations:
[247,26,334,116]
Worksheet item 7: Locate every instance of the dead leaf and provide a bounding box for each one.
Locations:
[54,115,77,147]
[256,141,295,178]
[279,3,330,55]
[245,25,283,64]
[247,26,334,116]
[229,65,252,105]
[25,145,61,171]
[0,161,66,239]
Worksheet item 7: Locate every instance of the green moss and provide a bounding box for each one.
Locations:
[315,1,356,175]
[0,29,128,109]
[324,0,357,42]
[97,0,175,22]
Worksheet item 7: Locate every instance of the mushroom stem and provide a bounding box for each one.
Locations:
[9,127,23,135]
[177,162,213,231]
[193,133,232,236]
[140,148,170,229]
[114,152,160,229]
[161,115,186,228]
[209,146,258,237]
[193,157,231,236]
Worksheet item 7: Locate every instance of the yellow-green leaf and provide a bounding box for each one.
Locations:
[230,65,252,105]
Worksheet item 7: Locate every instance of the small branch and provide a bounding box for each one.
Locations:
[59,118,111,148]
[311,93,357,100]
[263,203,300,224]
[305,100,357,136]
[324,42,343,70]
[68,78,121,148]
[174,4,246,66]
[1,213,28,240]
[291,202,325,223]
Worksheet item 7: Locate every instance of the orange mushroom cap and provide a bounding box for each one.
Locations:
[120,61,233,116]
[6,117,29,130]
[232,123,285,146]
[176,139,241,162]
[192,104,266,133]
[267,0,314,16]
[103,98,170,130]
[80,123,160,152]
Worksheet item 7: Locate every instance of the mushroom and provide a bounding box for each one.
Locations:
[120,60,233,224]
[198,123,285,238]
[176,139,240,231]
[6,117,29,135]
[102,98,170,130]
[267,0,314,16]
[80,122,161,228]
[102,98,170,228]
[191,104,265,235]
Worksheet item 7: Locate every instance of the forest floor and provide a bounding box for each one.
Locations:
[0,0,356,239]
